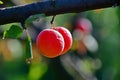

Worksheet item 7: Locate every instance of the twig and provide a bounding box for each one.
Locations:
[0,0,119,25]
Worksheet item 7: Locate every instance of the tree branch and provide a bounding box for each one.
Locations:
[0,0,119,25]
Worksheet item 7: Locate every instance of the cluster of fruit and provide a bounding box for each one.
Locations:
[36,26,73,58]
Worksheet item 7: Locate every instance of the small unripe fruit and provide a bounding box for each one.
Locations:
[53,27,72,55]
[36,29,64,58]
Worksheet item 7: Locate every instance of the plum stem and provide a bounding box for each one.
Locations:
[50,15,56,28]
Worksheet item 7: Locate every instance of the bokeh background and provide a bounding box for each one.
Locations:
[0,0,120,80]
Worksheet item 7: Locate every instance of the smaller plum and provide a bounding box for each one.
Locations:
[53,27,73,55]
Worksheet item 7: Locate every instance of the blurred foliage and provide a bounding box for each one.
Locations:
[3,25,23,39]
[0,0,120,80]
[0,1,3,4]
[25,29,33,64]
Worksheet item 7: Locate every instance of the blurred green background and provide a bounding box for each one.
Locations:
[0,0,120,80]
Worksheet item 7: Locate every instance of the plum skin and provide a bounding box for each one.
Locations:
[36,29,65,58]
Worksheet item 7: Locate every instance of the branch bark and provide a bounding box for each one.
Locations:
[0,0,119,25]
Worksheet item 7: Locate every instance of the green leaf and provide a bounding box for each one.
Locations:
[0,1,3,4]
[3,31,7,39]
[3,25,23,39]
[25,14,45,26]
[26,30,33,64]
